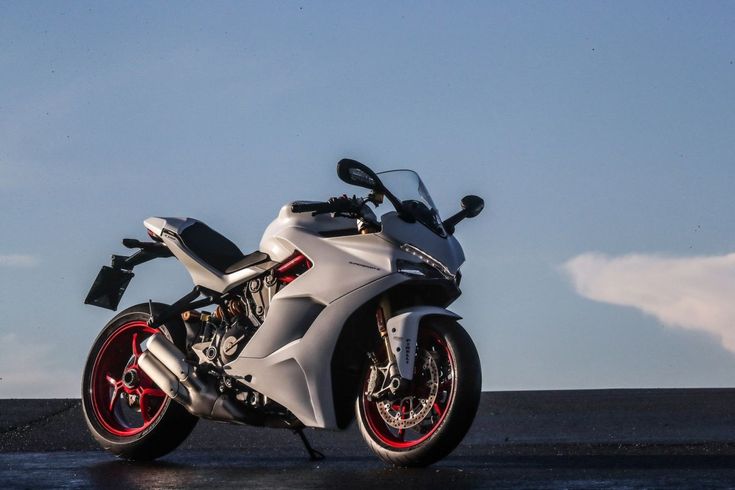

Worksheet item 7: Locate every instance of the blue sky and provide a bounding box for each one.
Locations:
[1,2,734,397]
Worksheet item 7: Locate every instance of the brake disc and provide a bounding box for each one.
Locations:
[376,350,439,429]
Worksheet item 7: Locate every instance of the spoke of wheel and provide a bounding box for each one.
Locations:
[131,333,141,358]
[108,389,120,413]
[107,375,124,413]
[138,389,150,422]
[137,387,166,422]
[433,402,443,416]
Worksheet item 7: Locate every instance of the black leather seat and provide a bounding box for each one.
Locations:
[178,221,269,274]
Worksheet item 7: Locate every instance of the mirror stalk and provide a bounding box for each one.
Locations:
[443,195,484,234]
[443,211,468,235]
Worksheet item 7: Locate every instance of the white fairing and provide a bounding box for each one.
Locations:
[258,203,358,262]
[381,212,465,274]
[144,202,465,429]
[227,204,407,427]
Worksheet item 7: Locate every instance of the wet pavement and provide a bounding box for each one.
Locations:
[3,390,735,488]
[3,450,735,489]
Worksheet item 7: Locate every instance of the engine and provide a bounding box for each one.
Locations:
[184,275,278,367]
[183,251,311,371]
[174,250,313,416]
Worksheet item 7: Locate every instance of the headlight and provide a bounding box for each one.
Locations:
[398,243,455,280]
[396,259,446,279]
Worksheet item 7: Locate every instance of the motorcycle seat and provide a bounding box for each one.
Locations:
[224,251,270,274]
[178,221,269,274]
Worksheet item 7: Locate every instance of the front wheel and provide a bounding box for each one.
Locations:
[81,303,198,460]
[355,318,481,467]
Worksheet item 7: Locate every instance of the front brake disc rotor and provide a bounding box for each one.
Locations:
[376,350,439,429]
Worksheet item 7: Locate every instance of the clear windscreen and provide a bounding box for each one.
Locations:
[377,169,445,236]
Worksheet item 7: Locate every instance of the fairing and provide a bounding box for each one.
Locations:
[379,212,465,275]
[139,168,467,429]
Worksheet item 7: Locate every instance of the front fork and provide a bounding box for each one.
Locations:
[376,296,397,368]
[367,296,411,401]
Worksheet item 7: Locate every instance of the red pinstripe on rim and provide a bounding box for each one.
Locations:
[362,329,455,449]
[90,321,168,436]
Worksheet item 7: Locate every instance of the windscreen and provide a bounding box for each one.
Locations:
[377,169,445,236]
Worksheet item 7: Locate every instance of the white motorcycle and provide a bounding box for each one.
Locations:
[82,158,483,467]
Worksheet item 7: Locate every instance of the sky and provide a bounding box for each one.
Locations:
[1,2,734,397]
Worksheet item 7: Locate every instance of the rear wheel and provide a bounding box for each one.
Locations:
[356,318,481,467]
[81,303,198,460]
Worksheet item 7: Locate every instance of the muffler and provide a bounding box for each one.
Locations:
[138,333,261,424]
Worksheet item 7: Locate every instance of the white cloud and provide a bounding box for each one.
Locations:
[562,252,735,352]
[0,333,79,398]
[0,254,39,267]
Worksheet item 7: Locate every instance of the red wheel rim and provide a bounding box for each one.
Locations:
[90,320,169,436]
[362,329,455,449]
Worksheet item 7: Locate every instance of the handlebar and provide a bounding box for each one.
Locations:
[291,196,380,233]
[290,201,337,214]
[291,196,360,215]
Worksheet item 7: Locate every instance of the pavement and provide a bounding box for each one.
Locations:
[3,389,735,488]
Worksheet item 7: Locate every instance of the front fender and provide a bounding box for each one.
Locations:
[386,306,461,379]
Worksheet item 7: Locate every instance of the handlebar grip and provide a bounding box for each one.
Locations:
[291,201,334,214]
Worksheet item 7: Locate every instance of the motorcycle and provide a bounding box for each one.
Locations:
[82,158,484,467]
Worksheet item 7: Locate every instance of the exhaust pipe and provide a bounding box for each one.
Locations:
[138,351,191,404]
[138,334,261,424]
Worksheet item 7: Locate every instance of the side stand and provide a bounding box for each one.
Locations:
[294,428,325,461]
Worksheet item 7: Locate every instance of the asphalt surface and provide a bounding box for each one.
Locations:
[3,389,735,488]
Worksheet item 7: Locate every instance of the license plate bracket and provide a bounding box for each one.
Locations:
[84,266,134,310]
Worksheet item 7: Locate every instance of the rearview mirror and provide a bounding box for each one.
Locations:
[442,194,485,234]
[461,195,484,218]
[337,159,383,191]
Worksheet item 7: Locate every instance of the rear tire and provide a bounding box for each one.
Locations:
[355,318,481,467]
[81,303,198,460]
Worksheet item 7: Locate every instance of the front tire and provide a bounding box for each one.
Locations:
[81,303,198,460]
[356,318,481,467]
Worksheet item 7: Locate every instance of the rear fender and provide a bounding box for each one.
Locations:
[386,306,461,379]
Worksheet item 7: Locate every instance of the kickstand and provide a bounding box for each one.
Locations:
[294,428,325,461]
